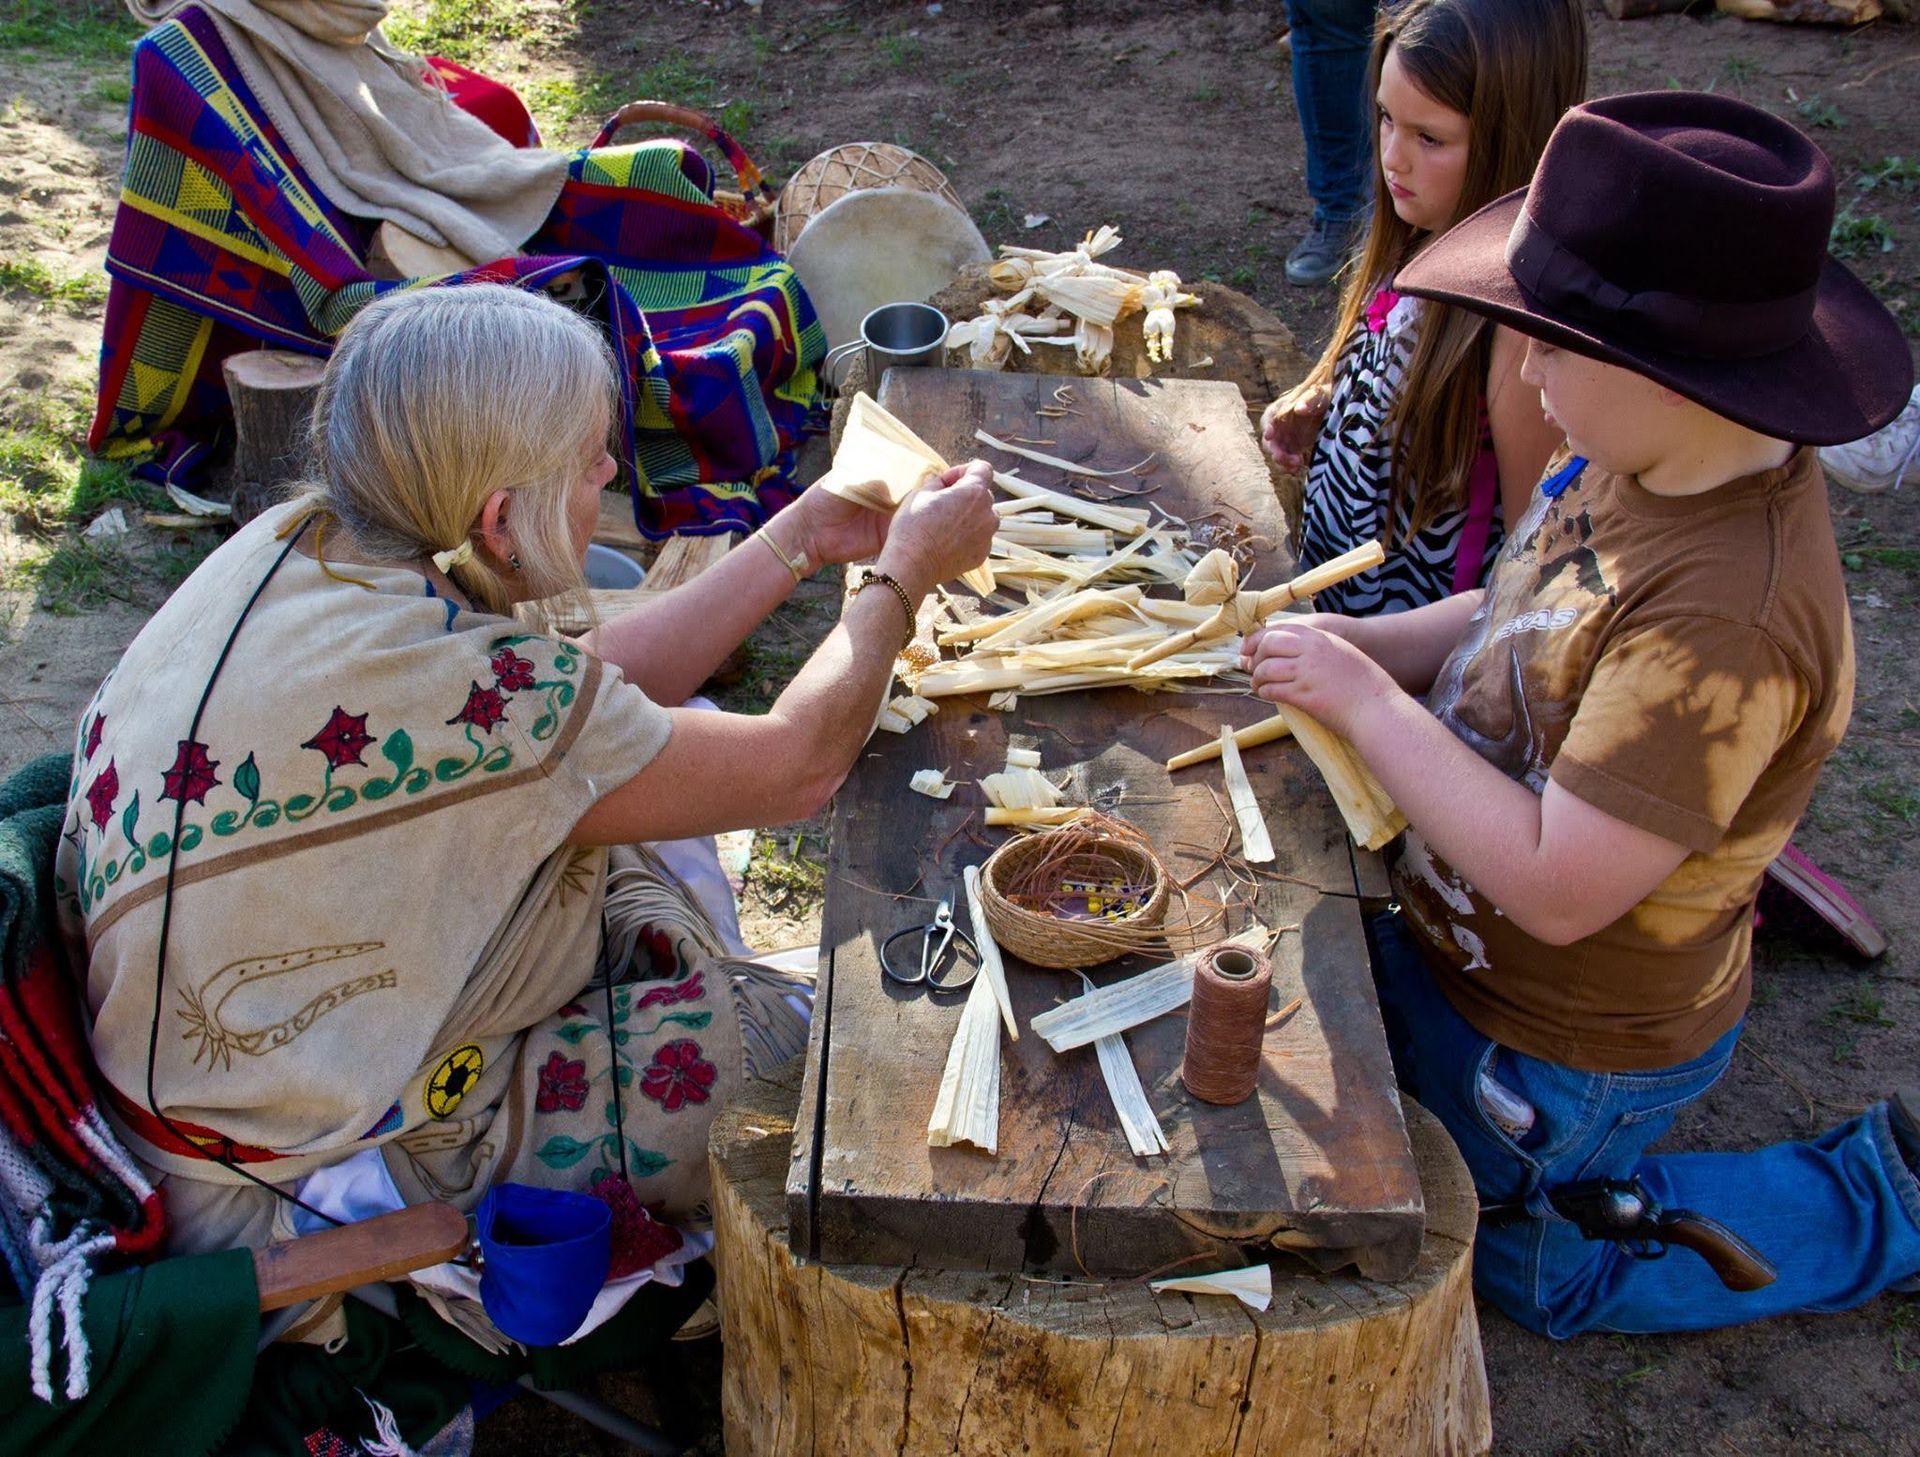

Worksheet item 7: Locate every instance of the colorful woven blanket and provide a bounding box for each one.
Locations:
[0,754,165,1404]
[90,7,827,538]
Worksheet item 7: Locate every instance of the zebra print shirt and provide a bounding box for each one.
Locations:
[1298,289,1504,617]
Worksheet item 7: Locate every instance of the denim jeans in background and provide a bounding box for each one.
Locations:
[1367,910,1920,1337]
[1288,0,1378,226]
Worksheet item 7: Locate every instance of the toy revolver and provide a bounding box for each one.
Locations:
[1482,1175,1777,1293]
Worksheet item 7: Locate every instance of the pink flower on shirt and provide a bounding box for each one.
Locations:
[1365,287,1401,334]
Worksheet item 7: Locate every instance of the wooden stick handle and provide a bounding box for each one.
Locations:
[253,1200,469,1312]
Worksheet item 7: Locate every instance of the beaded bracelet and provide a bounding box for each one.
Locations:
[851,569,916,654]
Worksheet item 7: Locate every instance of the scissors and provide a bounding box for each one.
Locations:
[880,896,980,995]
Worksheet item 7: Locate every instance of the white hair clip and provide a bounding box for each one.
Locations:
[431,540,475,573]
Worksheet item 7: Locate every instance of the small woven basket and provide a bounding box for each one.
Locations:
[978,823,1170,970]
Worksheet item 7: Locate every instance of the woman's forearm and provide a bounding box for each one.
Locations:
[583,521,805,706]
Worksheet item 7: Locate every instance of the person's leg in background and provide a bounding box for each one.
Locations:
[1284,0,1377,285]
[1366,909,1920,1337]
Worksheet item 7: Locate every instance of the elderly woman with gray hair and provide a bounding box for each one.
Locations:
[56,285,993,1339]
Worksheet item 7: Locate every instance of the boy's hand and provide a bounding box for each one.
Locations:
[1241,611,1354,664]
[1246,620,1395,738]
[1260,382,1331,474]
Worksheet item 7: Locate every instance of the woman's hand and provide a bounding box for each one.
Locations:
[1245,619,1394,739]
[876,460,997,595]
[1260,382,1331,474]
[788,485,892,569]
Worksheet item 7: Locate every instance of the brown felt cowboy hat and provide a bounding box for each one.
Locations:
[1395,91,1913,447]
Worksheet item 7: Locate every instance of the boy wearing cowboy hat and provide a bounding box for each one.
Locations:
[1244,91,1919,1336]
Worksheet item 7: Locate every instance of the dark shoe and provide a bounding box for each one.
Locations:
[1284,213,1364,287]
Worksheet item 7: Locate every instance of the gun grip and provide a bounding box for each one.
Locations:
[1656,1209,1777,1292]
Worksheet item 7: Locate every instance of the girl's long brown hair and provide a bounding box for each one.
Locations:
[1302,0,1587,539]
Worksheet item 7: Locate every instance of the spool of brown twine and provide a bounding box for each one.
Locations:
[1181,942,1274,1105]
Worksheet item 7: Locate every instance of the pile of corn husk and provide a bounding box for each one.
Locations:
[945,226,1198,374]
[894,434,1253,706]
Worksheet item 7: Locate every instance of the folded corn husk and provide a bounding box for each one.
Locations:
[817,395,994,594]
[1149,1265,1273,1311]
[910,769,956,800]
[876,695,939,734]
[1077,972,1169,1158]
[927,972,1001,1151]
[1218,726,1275,865]
[1273,705,1406,851]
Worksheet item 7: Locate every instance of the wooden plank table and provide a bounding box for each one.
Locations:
[786,369,1424,1281]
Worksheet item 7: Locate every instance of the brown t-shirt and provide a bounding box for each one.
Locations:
[1392,448,1853,1072]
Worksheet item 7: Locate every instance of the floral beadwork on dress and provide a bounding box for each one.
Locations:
[63,632,587,917]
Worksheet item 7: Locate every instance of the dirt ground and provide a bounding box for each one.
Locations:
[3,1,1919,1453]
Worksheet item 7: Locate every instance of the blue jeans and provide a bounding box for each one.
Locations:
[1368,911,1920,1336]
[1288,0,1377,225]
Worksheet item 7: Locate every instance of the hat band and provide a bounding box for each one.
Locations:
[1505,211,1816,360]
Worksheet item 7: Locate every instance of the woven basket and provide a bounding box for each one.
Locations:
[774,142,967,254]
[979,830,1170,970]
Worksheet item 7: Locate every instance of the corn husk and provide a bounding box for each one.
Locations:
[1182,548,1239,606]
[910,769,956,800]
[1030,927,1266,1052]
[1273,706,1406,851]
[1218,726,1275,864]
[927,972,1001,1151]
[817,395,993,594]
[979,767,1061,810]
[964,865,1018,1038]
[1166,714,1293,771]
[1077,972,1169,1158]
[1149,1265,1272,1311]
[876,694,939,734]
[984,805,1089,828]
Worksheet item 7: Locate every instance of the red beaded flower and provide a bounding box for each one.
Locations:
[535,1051,589,1113]
[490,649,537,692]
[302,706,375,770]
[638,1040,716,1113]
[160,738,221,806]
[446,681,509,734]
[85,760,119,831]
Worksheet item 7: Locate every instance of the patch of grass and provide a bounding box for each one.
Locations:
[67,457,164,521]
[1826,975,1897,1029]
[0,258,108,311]
[1856,156,1920,195]
[1893,1304,1920,1375]
[383,0,536,64]
[875,33,924,69]
[1749,977,1778,1011]
[973,187,1021,241]
[92,75,131,107]
[1227,263,1260,289]
[1830,210,1895,261]
[1844,546,1920,574]
[6,537,138,615]
[152,529,221,590]
[1720,56,1760,86]
[1186,82,1222,104]
[745,832,826,913]
[627,55,732,112]
[1862,780,1920,825]
[518,76,621,136]
[0,0,141,61]
[1795,95,1845,129]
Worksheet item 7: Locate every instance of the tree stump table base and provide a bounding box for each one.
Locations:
[711,1061,1490,1456]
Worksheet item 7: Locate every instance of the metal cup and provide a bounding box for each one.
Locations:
[822,301,949,395]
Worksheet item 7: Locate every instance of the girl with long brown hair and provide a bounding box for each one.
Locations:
[1262,0,1587,615]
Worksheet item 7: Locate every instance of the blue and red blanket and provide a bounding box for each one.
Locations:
[91,8,826,538]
